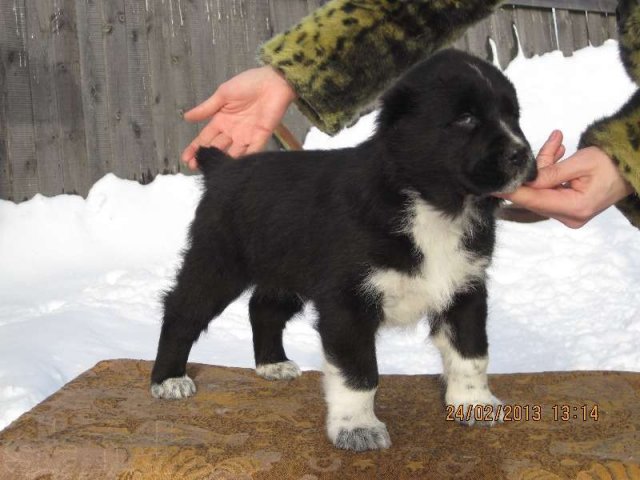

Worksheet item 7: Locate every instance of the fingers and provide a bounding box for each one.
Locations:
[181,121,221,162]
[183,91,225,122]
[187,158,198,171]
[536,130,564,169]
[500,185,580,218]
[528,155,587,190]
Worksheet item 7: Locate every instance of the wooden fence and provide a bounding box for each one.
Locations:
[0,0,619,202]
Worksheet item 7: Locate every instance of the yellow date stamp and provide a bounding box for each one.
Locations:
[445,404,600,423]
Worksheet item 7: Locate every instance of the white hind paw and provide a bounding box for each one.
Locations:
[151,375,196,399]
[256,360,301,380]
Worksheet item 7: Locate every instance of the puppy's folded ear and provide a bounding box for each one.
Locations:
[378,84,417,129]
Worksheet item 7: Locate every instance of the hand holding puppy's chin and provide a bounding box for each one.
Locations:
[491,186,521,199]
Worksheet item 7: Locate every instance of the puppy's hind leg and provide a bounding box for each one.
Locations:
[249,289,304,380]
[151,247,246,399]
[318,298,390,452]
[431,283,503,426]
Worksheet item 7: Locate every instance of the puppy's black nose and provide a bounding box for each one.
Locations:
[506,146,529,166]
[525,163,538,182]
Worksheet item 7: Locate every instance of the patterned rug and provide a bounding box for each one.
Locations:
[0,360,639,479]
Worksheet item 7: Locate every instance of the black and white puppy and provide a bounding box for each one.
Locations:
[150,49,536,452]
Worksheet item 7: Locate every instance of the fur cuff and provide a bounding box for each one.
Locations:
[617,0,640,86]
[580,89,640,228]
[259,0,500,135]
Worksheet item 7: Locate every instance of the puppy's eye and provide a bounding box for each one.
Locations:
[453,113,478,129]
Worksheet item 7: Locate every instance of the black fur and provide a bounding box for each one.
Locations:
[151,49,535,447]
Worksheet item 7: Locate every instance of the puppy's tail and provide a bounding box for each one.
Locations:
[196,147,230,178]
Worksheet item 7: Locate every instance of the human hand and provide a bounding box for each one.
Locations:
[495,130,634,228]
[181,66,297,168]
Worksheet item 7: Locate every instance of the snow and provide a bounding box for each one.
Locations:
[1,41,639,430]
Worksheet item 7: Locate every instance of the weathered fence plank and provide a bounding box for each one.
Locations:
[75,0,114,190]
[514,7,557,58]
[571,10,591,50]
[606,12,618,40]
[490,7,518,69]
[1,0,38,202]
[466,17,494,63]
[587,11,609,46]
[25,0,64,197]
[51,0,88,196]
[101,0,130,180]
[165,0,198,176]
[123,0,156,184]
[451,34,468,53]
[0,34,10,200]
[145,0,173,175]
[556,9,575,56]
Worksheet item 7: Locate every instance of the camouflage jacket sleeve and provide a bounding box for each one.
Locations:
[259,0,501,135]
[579,0,640,228]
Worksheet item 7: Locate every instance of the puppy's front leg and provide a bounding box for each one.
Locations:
[318,300,390,451]
[431,283,503,426]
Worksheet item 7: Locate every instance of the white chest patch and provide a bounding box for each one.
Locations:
[364,195,489,326]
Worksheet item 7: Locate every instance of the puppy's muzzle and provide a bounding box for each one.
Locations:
[506,146,537,183]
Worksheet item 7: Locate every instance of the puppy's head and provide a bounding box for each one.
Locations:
[378,49,536,197]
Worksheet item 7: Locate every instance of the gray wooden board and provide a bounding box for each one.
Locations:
[465,16,493,63]
[491,7,518,69]
[51,0,88,196]
[1,0,38,201]
[24,0,64,197]
[606,12,618,40]
[514,7,557,58]
[0,12,10,201]
[450,34,468,52]
[75,0,114,191]
[180,0,226,171]
[556,9,575,56]
[145,0,172,175]
[571,10,590,50]
[184,0,215,116]
[587,11,609,46]
[268,0,310,37]
[123,0,156,184]
[165,0,198,176]
[101,0,132,181]
[607,13,618,40]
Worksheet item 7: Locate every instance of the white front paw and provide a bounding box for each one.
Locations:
[446,392,504,427]
[151,375,196,399]
[328,418,391,451]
